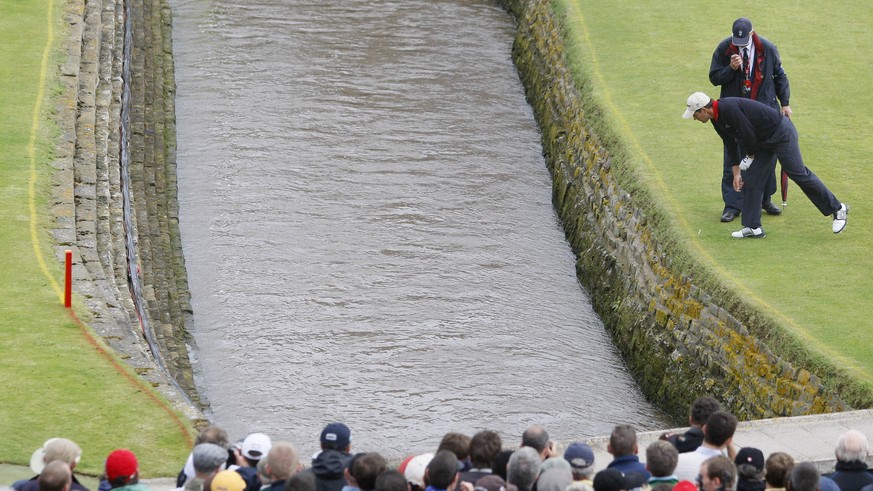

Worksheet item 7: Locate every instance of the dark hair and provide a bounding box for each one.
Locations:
[787,463,819,491]
[375,470,409,491]
[469,431,502,469]
[703,411,738,447]
[493,450,514,482]
[521,426,549,454]
[353,453,389,491]
[438,433,471,461]
[285,471,317,491]
[690,397,721,426]
[703,456,736,489]
[427,450,459,490]
[765,452,795,488]
[609,425,637,457]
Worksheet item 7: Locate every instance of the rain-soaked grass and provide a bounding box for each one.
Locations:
[553,0,873,383]
[0,0,191,477]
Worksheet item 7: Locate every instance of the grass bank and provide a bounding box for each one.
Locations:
[552,0,872,383]
[0,0,192,477]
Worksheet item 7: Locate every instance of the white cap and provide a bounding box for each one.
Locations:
[404,453,434,488]
[683,92,711,119]
[241,433,272,460]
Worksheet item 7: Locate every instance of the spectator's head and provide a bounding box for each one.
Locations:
[507,447,541,491]
[196,426,230,448]
[242,433,272,466]
[399,453,433,491]
[835,430,868,463]
[31,439,83,473]
[541,458,571,474]
[646,441,678,478]
[474,475,514,491]
[494,450,514,482]
[592,469,646,491]
[285,471,317,491]
[193,443,229,477]
[734,447,765,482]
[538,467,573,491]
[765,452,795,488]
[352,452,388,491]
[38,461,71,491]
[320,423,352,453]
[105,449,140,489]
[608,425,638,458]
[563,442,595,481]
[469,431,502,470]
[265,441,299,482]
[211,470,246,491]
[438,433,471,463]
[689,397,721,427]
[786,463,819,491]
[376,470,410,491]
[699,456,736,491]
[521,426,551,460]
[702,411,738,448]
[425,450,459,490]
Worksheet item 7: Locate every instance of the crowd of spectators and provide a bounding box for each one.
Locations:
[8,397,873,491]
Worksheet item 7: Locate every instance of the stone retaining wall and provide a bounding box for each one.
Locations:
[497,0,871,421]
[53,0,200,419]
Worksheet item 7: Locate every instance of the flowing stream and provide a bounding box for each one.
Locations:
[171,0,671,457]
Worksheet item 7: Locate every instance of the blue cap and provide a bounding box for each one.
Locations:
[732,18,753,46]
[320,422,351,449]
[563,442,595,470]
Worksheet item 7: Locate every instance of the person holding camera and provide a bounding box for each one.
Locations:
[709,17,790,223]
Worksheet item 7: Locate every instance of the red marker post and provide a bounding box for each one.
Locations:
[65,250,72,308]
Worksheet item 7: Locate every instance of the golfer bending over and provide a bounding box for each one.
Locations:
[683,92,848,238]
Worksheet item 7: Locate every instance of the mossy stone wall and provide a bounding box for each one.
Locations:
[498,0,850,422]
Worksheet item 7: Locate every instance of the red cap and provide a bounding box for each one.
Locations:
[105,449,139,483]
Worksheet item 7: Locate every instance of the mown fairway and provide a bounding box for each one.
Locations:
[0,0,191,476]
[555,0,872,379]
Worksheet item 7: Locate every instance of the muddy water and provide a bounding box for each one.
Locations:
[171,0,671,457]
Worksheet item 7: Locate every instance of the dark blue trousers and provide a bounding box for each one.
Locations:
[723,146,777,214]
[741,118,841,229]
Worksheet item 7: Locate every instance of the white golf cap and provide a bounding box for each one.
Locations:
[683,92,711,119]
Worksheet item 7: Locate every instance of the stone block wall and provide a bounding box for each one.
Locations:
[497,0,867,422]
[53,0,199,416]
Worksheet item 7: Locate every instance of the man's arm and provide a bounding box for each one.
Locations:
[709,40,738,86]
[770,43,791,109]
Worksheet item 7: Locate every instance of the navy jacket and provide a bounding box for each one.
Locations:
[710,33,790,110]
[710,97,783,165]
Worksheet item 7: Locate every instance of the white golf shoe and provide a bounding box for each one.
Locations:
[731,227,766,239]
[833,203,849,234]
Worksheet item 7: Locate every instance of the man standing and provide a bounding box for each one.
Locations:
[673,411,738,482]
[683,93,848,238]
[710,17,790,223]
[661,397,721,454]
[605,425,650,480]
[823,430,873,491]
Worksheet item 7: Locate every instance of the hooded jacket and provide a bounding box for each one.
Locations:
[302,449,351,491]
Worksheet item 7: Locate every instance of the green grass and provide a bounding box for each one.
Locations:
[553,0,873,383]
[0,0,192,477]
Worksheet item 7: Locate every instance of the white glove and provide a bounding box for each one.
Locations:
[739,155,754,171]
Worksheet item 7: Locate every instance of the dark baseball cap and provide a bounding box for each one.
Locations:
[732,18,753,46]
[320,422,351,448]
[593,470,646,491]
